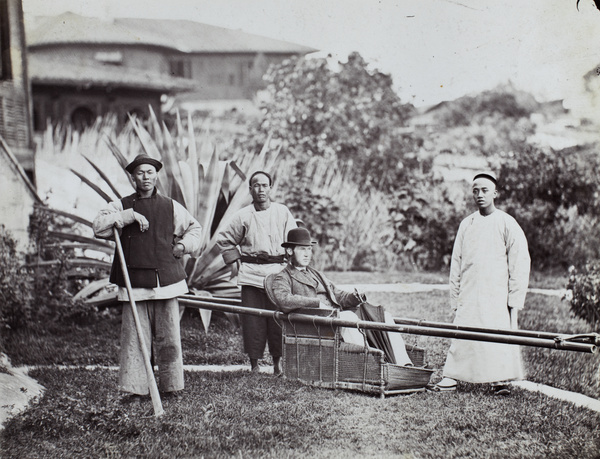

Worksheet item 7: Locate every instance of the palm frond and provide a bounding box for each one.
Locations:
[186,111,200,201]
[147,105,165,150]
[105,136,136,189]
[37,205,93,228]
[82,155,123,200]
[48,231,114,249]
[70,169,114,203]
[45,242,114,256]
[196,148,225,248]
[73,278,112,300]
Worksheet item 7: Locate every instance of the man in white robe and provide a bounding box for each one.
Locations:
[432,171,530,395]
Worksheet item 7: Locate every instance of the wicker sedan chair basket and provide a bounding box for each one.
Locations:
[264,276,433,397]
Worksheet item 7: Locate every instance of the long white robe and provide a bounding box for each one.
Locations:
[444,209,530,383]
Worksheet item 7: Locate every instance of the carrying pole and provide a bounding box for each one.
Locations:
[114,228,164,417]
[178,296,598,354]
[192,296,599,347]
[391,317,600,346]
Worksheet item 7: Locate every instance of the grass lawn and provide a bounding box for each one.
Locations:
[1,271,599,457]
[2,369,598,458]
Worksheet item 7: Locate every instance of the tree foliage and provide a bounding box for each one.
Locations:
[499,144,600,269]
[260,52,417,192]
[0,226,33,330]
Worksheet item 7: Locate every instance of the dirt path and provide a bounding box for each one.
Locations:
[0,354,45,431]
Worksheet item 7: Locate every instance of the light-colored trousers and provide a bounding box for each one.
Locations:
[118,298,184,395]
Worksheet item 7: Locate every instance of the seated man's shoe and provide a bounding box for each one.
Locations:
[427,377,457,392]
[250,358,260,373]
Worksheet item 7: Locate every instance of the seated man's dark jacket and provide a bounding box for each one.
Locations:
[270,264,361,313]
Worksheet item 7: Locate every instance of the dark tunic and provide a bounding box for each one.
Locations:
[109,191,186,288]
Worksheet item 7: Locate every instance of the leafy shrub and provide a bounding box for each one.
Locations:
[27,206,102,325]
[278,157,397,271]
[499,144,600,269]
[388,173,467,271]
[259,52,417,192]
[0,225,34,331]
[566,262,600,331]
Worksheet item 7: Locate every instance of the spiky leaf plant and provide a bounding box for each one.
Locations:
[36,110,281,327]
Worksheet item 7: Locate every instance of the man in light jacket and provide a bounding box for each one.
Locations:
[216,171,297,375]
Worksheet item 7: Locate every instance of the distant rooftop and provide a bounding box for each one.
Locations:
[26,12,317,55]
[28,53,197,91]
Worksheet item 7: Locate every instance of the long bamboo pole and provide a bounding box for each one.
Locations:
[178,296,598,354]
[391,317,600,345]
[189,295,599,346]
[114,228,164,417]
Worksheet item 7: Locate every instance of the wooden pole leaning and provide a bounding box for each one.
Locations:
[113,228,164,417]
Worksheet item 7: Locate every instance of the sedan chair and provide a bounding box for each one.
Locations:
[264,274,433,397]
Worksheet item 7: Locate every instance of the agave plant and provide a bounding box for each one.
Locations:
[38,109,281,330]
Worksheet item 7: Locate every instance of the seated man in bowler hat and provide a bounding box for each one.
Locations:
[93,154,202,400]
[268,227,413,366]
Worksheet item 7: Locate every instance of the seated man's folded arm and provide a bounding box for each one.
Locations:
[271,272,321,313]
[332,286,361,310]
[322,274,361,310]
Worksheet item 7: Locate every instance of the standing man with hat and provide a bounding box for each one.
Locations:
[431,171,530,395]
[93,154,202,399]
[216,171,297,375]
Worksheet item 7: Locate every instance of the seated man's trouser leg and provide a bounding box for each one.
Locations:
[241,285,282,360]
[118,298,184,394]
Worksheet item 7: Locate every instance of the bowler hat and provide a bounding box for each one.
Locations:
[125,154,163,174]
[473,171,497,185]
[282,228,318,248]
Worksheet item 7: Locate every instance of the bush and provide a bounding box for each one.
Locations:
[1,208,104,332]
[278,158,397,271]
[566,261,600,331]
[388,174,467,271]
[0,226,34,331]
[27,206,104,325]
[499,144,600,269]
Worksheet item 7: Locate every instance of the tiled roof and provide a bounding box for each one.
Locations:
[29,53,197,92]
[27,12,317,54]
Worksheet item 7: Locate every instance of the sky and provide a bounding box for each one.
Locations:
[21,0,600,107]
